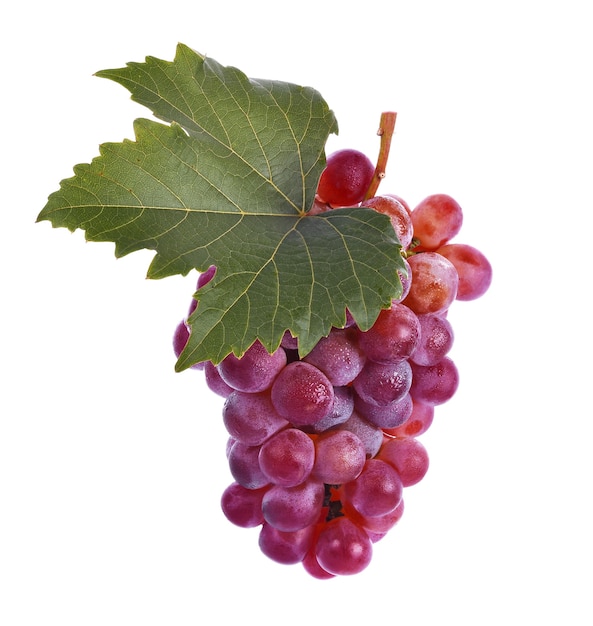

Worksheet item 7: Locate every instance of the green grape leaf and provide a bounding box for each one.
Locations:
[37,43,405,368]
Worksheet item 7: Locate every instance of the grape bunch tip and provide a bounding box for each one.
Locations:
[173,113,492,579]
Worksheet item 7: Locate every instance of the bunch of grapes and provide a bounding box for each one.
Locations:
[172,148,492,578]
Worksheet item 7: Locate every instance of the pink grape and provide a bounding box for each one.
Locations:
[346,499,405,538]
[303,327,366,386]
[402,252,459,315]
[411,194,463,251]
[354,392,413,430]
[302,548,335,579]
[386,193,412,217]
[378,437,430,487]
[312,430,366,484]
[353,359,412,407]
[203,361,234,398]
[227,441,269,490]
[261,479,325,532]
[384,400,434,438]
[222,391,288,446]
[259,523,316,565]
[220,482,267,528]
[337,410,384,458]
[357,302,420,364]
[362,195,414,249]
[217,339,287,393]
[314,517,373,576]
[411,313,454,366]
[410,357,459,406]
[436,243,492,301]
[258,428,315,487]
[280,330,299,350]
[344,459,403,518]
[310,385,354,433]
[271,361,334,426]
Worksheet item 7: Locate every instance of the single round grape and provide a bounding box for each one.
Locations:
[222,390,288,446]
[227,441,269,490]
[312,430,366,484]
[303,328,366,386]
[378,437,430,487]
[302,548,336,579]
[357,302,420,364]
[411,313,454,366]
[383,400,434,438]
[314,517,373,576]
[386,193,412,216]
[258,428,315,487]
[362,195,414,249]
[337,410,384,458]
[271,361,335,426]
[316,149,375,207]
[310,385,354,433]
[217,339,287,393]
[220,482,268,528]
[436,243,492,301]
[353,359,412,407]
[280,330,298,350]
[411,193,463,251]
[402,252,459,315]
[259,523,316,565]
[261,479,325,532]
[410,357,459,406]
[354,392,413,430]
[346,498,405,537]
[203,361,234,398]
[344,459,403,518]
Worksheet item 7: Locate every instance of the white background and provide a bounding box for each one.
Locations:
[2,1,591,624]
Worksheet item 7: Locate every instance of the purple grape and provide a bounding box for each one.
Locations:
[303,328,366,386]
[411,313,454,366]
[410,357,459,405]
[261,479,325,532]
[258,428,315,487]
[270,361,334,427]
[259,523,316,565]
[222,390,288,446]
[344,459,403,518]
[218,340,287,393]
[353,359,412,407]
[357,302,420,364]
[227,441,269,490]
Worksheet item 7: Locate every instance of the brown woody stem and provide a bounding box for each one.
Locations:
[363,111,397,200]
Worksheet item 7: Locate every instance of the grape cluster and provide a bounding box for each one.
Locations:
[172,148,492,578]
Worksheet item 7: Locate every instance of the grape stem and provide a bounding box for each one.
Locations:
[363,112,397,200]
